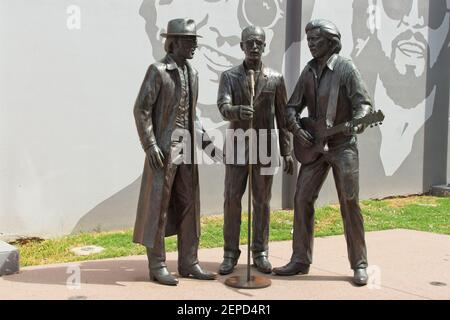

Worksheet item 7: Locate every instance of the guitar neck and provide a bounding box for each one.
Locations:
[314,111,384,139]
[322,122,349,138]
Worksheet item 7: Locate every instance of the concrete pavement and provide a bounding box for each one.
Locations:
[0,229,449,300]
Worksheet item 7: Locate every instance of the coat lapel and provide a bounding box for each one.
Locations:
[253,65,269,102]
[164,54,181,113]
[164,54,178,71]
[237,64,252,103]
[186,60,196,108]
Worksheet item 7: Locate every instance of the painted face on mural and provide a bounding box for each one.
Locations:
[350,0,450,175]
[351,0,450,108]
[376,0,450,80]
[140,0,285,106]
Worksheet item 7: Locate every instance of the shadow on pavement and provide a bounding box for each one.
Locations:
[2,258,219,287]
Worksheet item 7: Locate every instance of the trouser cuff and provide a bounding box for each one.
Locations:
[224,250,240,260]
[351,262,368,270]
[252,251,268,259]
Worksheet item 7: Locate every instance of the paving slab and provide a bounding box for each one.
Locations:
[0,229,449,300]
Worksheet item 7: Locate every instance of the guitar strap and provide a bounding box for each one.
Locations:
[325,57,342,128]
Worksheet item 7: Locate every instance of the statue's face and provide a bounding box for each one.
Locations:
[376,0,450,78]
[306,28,332,60]
[240,32,266,64]
[172,36,198,60]
[141,0,285,105]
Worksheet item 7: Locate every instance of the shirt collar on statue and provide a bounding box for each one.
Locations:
[306,53,339,72]
[165,54,187,71]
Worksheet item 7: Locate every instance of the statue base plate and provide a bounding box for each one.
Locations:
[0,241,19,276]
[430,185,450,197]
[225,275,271,289]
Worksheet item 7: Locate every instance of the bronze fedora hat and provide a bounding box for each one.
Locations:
[160,18,202,38]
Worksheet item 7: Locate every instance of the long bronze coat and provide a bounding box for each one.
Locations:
[133,54,200,248]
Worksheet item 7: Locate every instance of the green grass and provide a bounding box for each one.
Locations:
[15,195,450,267]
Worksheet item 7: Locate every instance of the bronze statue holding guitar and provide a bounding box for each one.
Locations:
[274,19,383,286]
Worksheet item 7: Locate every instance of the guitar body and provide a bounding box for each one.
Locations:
[293,118,326,165]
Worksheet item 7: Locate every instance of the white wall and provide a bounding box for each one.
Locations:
[0,0,148,236]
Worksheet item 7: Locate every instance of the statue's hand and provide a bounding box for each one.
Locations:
[353,123,365,134]
[283,155,294,175]
[294,128,314,147]
[239,105,254,120]
[350,106,370,134]
[345,123,365,135]
[146,144,165,169]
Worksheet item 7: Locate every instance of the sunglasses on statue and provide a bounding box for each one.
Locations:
[382,0,450,30]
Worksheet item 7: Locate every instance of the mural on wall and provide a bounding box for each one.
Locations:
[73,0,450,236]
[351,0,450,176]
[290,0,449,198]
[135,0,291,216]
[76,0,317,234]
[139,0,289,130]
[73,0,450,237]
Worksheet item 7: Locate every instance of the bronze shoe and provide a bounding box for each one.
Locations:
[353,268,368,286]
[272,261,310,276]
[149,266,179,286]
[253,256,272,274]
[179,263,217,280]
[218,257,238,275]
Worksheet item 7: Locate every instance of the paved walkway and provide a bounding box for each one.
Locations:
[0,229,449,300]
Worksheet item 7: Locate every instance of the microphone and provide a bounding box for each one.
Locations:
[248,69,255,98]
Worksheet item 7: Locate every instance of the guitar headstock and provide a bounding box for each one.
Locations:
[354,110,385,128]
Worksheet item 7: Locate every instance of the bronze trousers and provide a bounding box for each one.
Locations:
[223,165,274,259]
[291,144,368,269]
[147,163,199,271]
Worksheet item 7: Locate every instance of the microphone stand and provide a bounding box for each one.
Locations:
[225,69,271,289]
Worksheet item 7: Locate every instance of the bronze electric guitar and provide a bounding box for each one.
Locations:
[293,110,385,165]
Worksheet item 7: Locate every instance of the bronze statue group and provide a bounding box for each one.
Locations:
[133,18,373,287]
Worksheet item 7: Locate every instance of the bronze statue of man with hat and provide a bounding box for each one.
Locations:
[133,18,219,286]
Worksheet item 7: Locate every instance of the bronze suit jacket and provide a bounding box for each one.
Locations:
[133,54,202,248]
[286,54,373,148]
[217,63,291,166]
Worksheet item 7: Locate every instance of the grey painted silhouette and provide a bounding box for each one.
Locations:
[351,0,450,176]
[71,177,140,234]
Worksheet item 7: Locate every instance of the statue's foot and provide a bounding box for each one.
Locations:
[253,256,272,274]
[149,266,178,286]
[272,261,310,276]
[218,257,238,275]
[179,263,217,280]
[353,268,368,286]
